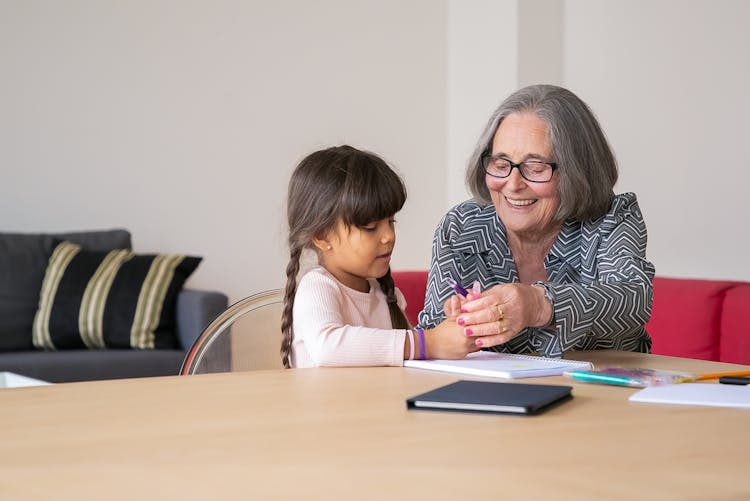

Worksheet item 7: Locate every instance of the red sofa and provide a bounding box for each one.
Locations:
[392,271,750,365]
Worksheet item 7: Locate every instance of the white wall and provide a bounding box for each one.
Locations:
[2,1,748,303]
[518,0,563,87]
[446,0,518,207]
[564,0,750,281]
[0,1,449,300]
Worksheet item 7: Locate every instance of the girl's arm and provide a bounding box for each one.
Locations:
[293,272,406,367]
[293,271,476,366]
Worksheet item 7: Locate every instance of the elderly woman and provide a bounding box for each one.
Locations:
[418,84,655,357]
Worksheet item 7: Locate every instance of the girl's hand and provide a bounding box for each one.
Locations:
[442,280,481,320]
[455,283,553,348]
[442,294,463,320]
[423,319,480,359]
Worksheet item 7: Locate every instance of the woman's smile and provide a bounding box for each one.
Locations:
[504,196,537,208]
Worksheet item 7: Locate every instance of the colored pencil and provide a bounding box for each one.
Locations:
[696,370,750,381]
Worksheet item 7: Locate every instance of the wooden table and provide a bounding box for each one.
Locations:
[1,351,748,500]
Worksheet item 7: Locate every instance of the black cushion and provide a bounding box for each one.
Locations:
[33,241,201,350]
[0,229,131,351]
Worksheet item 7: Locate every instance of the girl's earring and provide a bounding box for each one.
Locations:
[326,245,332,251]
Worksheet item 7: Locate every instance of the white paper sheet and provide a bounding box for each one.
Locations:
[629,383,750,409]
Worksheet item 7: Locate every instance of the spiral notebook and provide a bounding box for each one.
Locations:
[404,351,593,379]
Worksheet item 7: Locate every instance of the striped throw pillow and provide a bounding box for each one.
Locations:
[32,241,201,350]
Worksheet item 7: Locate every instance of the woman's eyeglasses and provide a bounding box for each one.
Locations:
[481,154,558,183]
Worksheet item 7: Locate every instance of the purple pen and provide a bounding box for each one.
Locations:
[445,277,468,297]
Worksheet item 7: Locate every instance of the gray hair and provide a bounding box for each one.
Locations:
[466,84,618,223]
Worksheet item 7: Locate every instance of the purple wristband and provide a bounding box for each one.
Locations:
[416,328,425,360]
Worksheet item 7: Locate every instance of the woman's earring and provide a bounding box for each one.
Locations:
[326,245,332,251]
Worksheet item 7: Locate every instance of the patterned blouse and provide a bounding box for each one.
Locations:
[417,192,655,357]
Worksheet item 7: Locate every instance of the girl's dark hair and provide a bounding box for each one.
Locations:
[281,145,410,368]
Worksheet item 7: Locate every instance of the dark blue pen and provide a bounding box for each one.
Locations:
[719,376,750,385]
[445,277,468,297]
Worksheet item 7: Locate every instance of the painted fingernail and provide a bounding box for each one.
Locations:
[475,339,483,347]
[465,328,473,336]
[460,307,467,313]
[457,317,465,326]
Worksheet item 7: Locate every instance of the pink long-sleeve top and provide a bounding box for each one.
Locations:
[291,266,408,368]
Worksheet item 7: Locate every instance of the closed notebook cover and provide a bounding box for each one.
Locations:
[406,380,573,415]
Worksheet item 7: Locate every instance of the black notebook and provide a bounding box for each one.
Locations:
[406,380,573,415]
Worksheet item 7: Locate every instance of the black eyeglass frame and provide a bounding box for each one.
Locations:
[481,152,558,183]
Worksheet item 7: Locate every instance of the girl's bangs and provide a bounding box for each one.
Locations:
[340,163,406,227]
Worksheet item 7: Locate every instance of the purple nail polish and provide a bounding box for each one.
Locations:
[465,328,473,336]
[457,317,465,326]
[475,339,483,347]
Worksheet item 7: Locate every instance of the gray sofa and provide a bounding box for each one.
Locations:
[0,229,228,383]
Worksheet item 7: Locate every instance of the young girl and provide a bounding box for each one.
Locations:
[280,145,477,368]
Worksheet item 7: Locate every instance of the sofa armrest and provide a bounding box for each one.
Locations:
[719,284,750,364]
[176,289,229,350]
[647,277,735,361]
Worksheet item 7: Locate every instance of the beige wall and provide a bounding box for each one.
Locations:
[1,1,747,304]
[446,0,518,207]
[564,0,750,281]
[0,1,451,300]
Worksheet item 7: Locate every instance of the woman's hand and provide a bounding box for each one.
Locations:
[456,283,553,348]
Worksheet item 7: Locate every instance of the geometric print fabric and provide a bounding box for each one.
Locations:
[418,192,655,357]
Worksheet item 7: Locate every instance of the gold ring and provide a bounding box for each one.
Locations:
[497,320,505,333]
[496,305,504,320]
